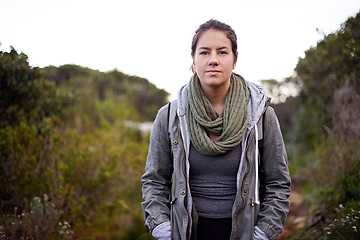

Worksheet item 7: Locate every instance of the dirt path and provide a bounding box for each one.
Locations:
[278,190,310,239]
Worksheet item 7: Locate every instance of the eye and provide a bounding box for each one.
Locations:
[199,51,208,55]
[219,51,228,55]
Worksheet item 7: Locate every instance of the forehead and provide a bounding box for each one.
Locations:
[196,29,231,48]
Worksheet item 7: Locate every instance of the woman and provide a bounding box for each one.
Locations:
[141,19,291,240]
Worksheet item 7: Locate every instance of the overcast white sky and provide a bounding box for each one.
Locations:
[1,0,360,99]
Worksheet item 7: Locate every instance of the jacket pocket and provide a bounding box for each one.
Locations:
[170,196,188,240]
[251,197,260,232]
[251,198,260,227]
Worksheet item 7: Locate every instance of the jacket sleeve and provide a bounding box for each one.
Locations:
[141,104,173,233]
[257,107,291,240]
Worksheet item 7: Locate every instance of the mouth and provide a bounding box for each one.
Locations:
[206,70,221,74]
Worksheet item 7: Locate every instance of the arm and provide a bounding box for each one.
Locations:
[141,105,173,236]
[257,107,291,240]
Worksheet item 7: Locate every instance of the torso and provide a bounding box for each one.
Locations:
[189,142,241,218]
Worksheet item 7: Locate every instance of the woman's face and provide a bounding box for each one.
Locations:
[193,29,236,92]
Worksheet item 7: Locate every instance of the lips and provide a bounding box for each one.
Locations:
[206,70,221,74]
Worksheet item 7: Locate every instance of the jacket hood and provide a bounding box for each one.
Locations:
[177,83,188,117]
[177,73,269,128]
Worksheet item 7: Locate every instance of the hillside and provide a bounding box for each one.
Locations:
[0,49,167,239]
[263,11,360,240]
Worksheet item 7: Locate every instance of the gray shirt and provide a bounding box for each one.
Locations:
[189,143,241,218]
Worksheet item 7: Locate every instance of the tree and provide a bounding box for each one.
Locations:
[294,11,360,149]
[0,47,74,128]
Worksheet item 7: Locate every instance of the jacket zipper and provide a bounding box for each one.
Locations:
[177,117,193,239]
[177,118,187,179]
[235,130,255,237]
[171,117,187,205]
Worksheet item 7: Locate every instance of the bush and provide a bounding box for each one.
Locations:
[0,115,152,239]
[0,47,165,239]
[323,203,360,240]
[0,195,73,239]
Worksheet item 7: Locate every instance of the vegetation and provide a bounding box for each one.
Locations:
[0,47,167,239]
[263,11,360,239]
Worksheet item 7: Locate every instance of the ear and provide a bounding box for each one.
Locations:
[191,63,196,73]
[233,56,238,70]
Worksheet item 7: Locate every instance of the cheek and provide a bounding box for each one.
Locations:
[193,56,200,65]
[193,58,203,70]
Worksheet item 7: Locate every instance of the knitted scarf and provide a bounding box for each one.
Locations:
[187,73,250,156]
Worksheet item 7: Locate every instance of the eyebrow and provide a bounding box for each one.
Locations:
[198,46,230,51]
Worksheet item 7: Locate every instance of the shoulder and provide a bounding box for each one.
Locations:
[157,100,177,118]
[265,106,276,117]
[154,100,178,126]
[157,103,169,117]
[246,79,266,96]
[262,106,284,141]
[264,106,280,125]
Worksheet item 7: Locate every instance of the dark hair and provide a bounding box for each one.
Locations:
[191,19,238,60]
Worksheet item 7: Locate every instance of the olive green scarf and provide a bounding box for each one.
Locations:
[187,73,250,156]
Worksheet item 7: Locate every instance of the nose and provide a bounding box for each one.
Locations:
[209,53,219,66]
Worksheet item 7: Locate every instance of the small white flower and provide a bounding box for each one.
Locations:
[43,194,49,202]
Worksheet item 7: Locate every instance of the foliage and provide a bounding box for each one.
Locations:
[0,195,73,240]
[293,10,360,194]
[264,11,360,188]
[42,65,168,122]
[0,121,54,210]
[0,47,165,239]
[292,202,360,240]
[294,11,360,151]
[0,48,74,129]
[261,11,360,239]
[323,203,360,240]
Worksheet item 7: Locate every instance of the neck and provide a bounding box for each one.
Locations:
[201,82,230,115]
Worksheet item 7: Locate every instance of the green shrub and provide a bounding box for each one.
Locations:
[323,203,360,240]
[0,195,73,239]
[1,47,165,239]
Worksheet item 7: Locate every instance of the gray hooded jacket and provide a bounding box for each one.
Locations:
[141,79,291,240]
